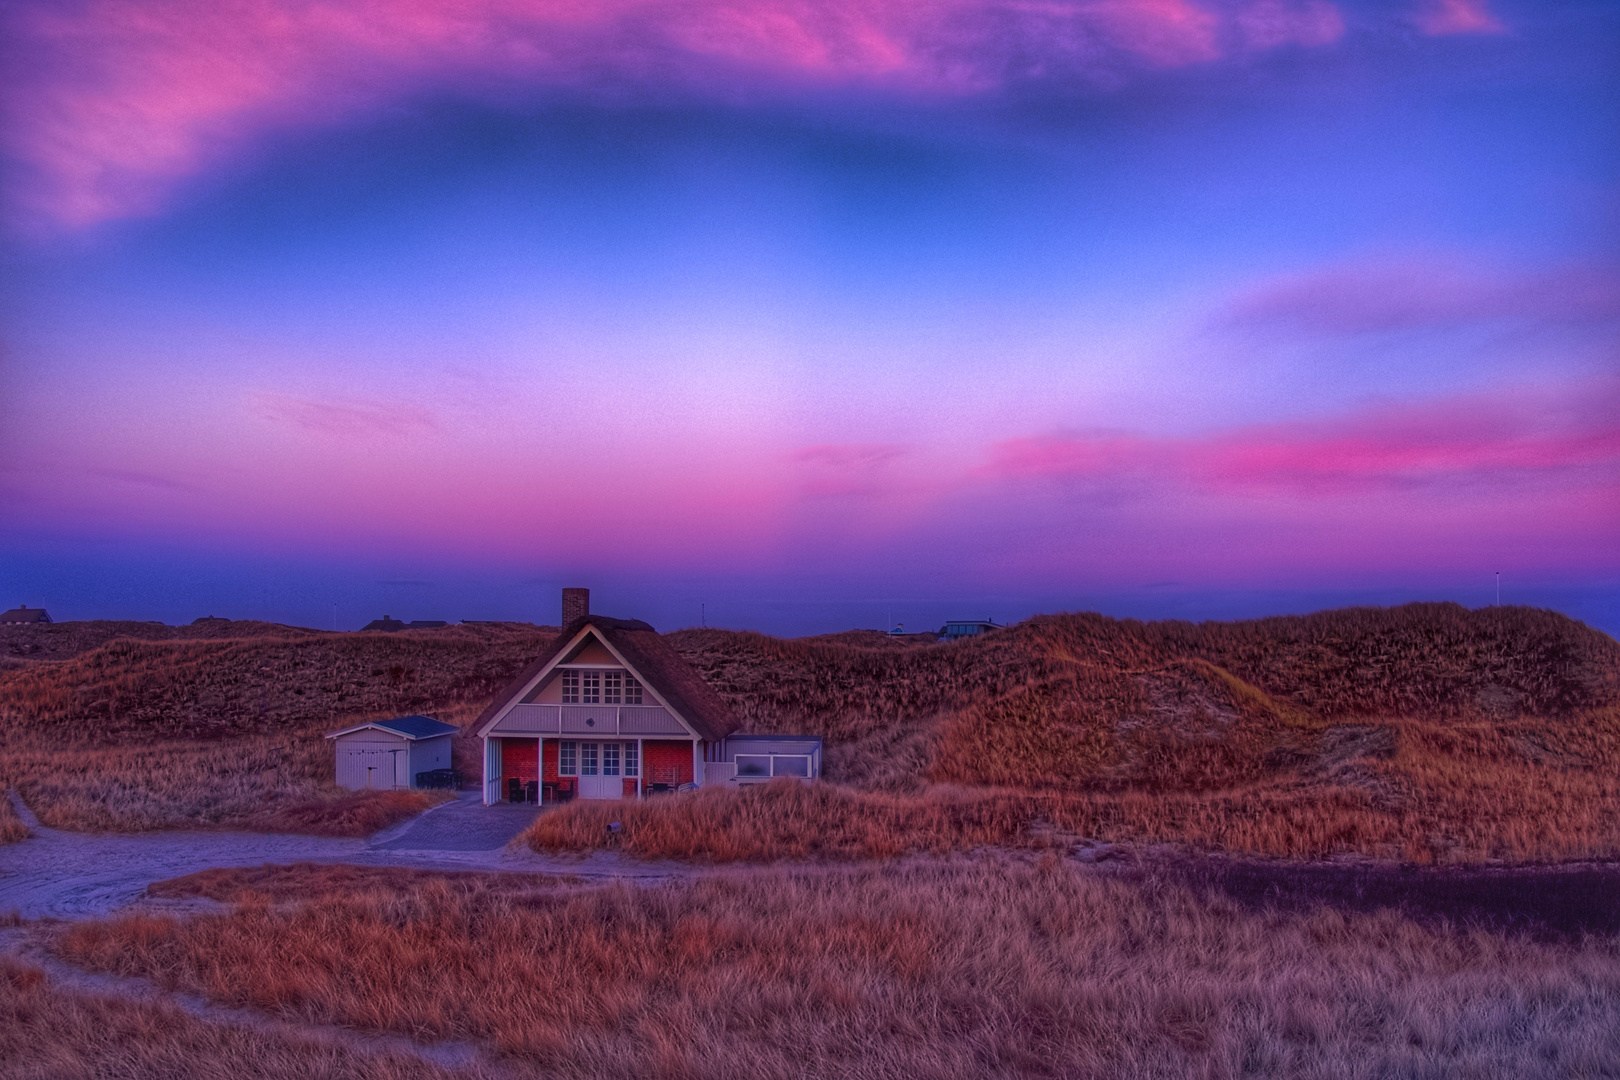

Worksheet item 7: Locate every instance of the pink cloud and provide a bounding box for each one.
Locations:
[1235,0,1343,51]
[793,442,909,468]
[253,392,439,439]
[1414,0,1503,35]
[1222,258,1620,335]
[3,0,1348,229]
[986,380,1620,497]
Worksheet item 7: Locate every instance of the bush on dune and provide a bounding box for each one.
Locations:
[0,791,28,844]
[252,790,444,838]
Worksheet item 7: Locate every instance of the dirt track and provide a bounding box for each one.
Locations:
[0,790,692,920]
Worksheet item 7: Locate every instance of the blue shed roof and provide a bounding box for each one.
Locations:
[325,715,458,741]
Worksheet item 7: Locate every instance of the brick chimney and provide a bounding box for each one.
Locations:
[562,588,589,626]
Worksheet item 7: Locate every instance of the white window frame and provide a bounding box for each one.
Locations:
[559,741,577,775]
[582,671,601,704]
[604,670,622,704]
[561,671,580,704]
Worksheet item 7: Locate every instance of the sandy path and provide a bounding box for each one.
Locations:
[0,789,696,920]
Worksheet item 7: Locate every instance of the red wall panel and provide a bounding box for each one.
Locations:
[643,740,693,786]
[500,739,538,783]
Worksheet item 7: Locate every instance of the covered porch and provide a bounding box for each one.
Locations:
[483,735,701,804]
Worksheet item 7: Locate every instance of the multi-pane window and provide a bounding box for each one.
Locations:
[625,676,643,705]
[602,744,620,777]
[559,741,577,775]
[582,671,601,703]
[580,743,598,775]
[623,742,638,777]
[561,671,580,703]
[604,671,622,704]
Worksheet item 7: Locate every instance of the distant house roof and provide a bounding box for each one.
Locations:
[361,616,448,631]
[476,614,740,742]
[0,606,51,625]
[325,715,459,741]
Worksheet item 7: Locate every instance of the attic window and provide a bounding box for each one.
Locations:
[626,675,643,705]
[605,671,622,704]
[582,671,601,704]
[561,671,580,704]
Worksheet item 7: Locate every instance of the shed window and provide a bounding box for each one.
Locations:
[582,672,601,704]
[559,741,577,775]
[772,756,811,778]
[561,671,580,703]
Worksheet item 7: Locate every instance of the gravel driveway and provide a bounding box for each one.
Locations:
[0,790,689,920]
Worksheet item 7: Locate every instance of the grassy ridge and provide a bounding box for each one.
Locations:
[2,603,1616,848]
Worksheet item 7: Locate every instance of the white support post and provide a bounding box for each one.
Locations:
[692,740,702,788]
[483,738,494,805]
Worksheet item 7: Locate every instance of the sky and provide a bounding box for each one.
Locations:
[1,0,1617,637]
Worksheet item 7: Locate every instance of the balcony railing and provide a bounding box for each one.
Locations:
[489,703,688,737]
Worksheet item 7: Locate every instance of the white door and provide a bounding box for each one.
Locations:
[577,741,625,800]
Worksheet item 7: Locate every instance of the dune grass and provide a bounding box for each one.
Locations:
[526,704,1620,864]
[54,857,1620,1078]
[0,736,441,836]
[0,956,469,1080]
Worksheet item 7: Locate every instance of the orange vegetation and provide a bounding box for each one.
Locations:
[0,956,465,1080]
[54,857,1620,1077]
[0,621,552,833]
[5,603,1619,856]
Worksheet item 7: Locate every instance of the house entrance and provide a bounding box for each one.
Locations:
[567,740,638,800]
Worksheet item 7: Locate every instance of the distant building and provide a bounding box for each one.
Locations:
[939,619,1000,641]
[0,605,51,625]
[361,616,449,632]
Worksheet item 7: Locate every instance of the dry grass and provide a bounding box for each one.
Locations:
[526,713,1620,864]
[0,955,469,1080]
[54,857,1620,1078]
[0,622,551,833]
[0,735,444,835]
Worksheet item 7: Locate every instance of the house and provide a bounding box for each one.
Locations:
[361,616,449,631]
[0,605,51,625]
[940,619,1000,641]
[476,589,756,804]
[325,715,458,790]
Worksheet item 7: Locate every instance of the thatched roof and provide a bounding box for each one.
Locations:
[475,615,739,741]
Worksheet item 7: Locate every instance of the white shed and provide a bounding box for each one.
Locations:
[325,715,457,791]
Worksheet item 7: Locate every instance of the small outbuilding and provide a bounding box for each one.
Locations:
[326,715,458,790]
[1,605,51,625]
[706,734,824,786]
